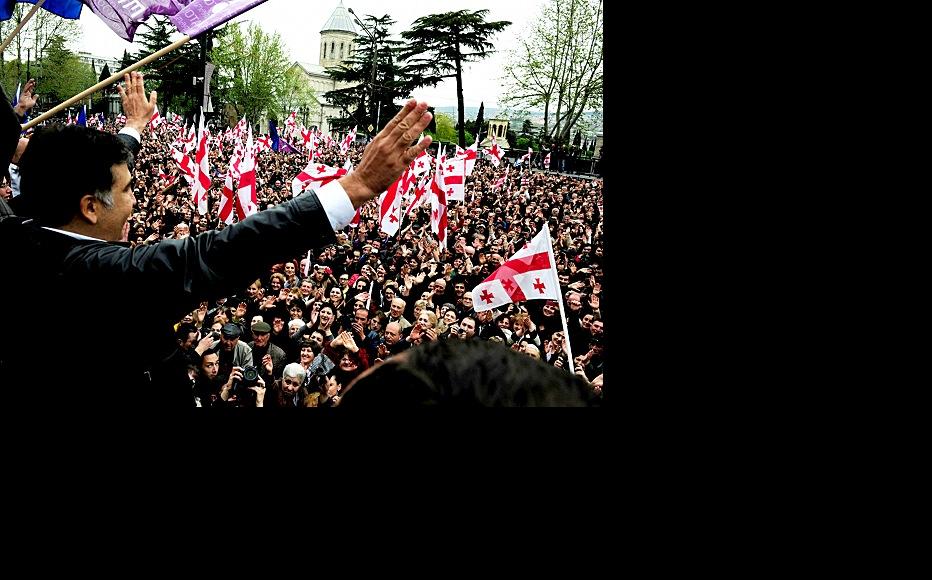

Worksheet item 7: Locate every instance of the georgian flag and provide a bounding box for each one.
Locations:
[485,135,503,167]
[255,134,271,153]
[341,125,357,155]
[349,207,362,228]
[411,147,432,176]
[406,173,430,216]
[471,224,559,313]
[235,127,259,220]
[464,136,479,176]
[441,156,466,202]
[183,123,197,154]
[493,165,510,191]
[149,105,162,130]
[170,146,195,184]
[292,162,347,197]
[191,114,212,215]
[219,169,237,224]
[284,111,298,138]
[429,147,448,248]
[544,152,551,170]
[378,169,408,236]
[519,146,533,165]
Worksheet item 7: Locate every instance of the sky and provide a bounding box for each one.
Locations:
[71,0,547,110]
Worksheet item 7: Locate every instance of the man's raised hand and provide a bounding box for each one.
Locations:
[118,71,157,134]
[339,99,432,208]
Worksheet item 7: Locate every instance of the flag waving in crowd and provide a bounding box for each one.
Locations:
[471,224,560,313]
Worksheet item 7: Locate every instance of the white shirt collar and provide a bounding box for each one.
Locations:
[41,226,105,242]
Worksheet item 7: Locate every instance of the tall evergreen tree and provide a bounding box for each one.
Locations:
[133,16,202,117]
[325,14,422,135]
[400,10,510,147]
[474,101,485,141]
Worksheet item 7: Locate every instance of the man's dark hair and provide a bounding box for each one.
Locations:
[16,125,133,226]
[340,339,599,407]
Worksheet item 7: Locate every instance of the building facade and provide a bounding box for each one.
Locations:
[290,1,360,137]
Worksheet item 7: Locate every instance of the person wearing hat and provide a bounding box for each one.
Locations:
[248,321,287,387]
[217,322,253,386]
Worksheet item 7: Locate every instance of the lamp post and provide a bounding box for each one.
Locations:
[348,7,379,138]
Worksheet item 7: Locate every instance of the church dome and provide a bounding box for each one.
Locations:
[320,1,358,35]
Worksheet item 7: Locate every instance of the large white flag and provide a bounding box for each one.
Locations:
[235,127,259,220]
[191,114,211,215]
[471,224,559,312]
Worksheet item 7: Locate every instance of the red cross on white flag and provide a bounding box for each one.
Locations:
[191,113,212,216]
[485,135,503,167]
[234,126,259,221]
[470,224,559,312]
[291,162,348,197]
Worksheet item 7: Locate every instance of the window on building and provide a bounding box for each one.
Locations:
[322,42,326,59]
[340,42,344,59]
[331,42,335,58]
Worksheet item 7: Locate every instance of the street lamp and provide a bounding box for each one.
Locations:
[347,7,380,138]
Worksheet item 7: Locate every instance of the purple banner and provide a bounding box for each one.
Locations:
[82,0,267,42]
[170,0,267,38]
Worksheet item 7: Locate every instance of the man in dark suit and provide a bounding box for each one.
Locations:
[0,71,435,405]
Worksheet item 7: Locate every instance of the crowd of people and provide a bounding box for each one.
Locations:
[0,74,603,407]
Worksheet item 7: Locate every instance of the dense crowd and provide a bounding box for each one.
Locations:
[5,95,604,407]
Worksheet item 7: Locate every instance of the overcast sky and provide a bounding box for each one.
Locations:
[72,0,547,109]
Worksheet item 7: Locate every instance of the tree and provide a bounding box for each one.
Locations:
[133,16,202,117]
[275,65,318,124]
[430,112,458,143]
[32,35,95,109]
[325,14,423,135]
[120,49,134,71]
[521,119,534,135]
[0,2,81,87]
[98,63,111,84]
[401,10,510,148]
[501,0,602,143]
[210,22,291,125]
[473,101,485,140]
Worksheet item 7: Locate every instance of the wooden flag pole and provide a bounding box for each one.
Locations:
[21,35,192,131]
[0,0,45,54]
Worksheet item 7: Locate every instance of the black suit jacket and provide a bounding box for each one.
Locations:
[0,190,338,407]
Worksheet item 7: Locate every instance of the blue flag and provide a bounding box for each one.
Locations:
[269,119,281,152]
[77,105,86,127]
[0,0,83,21]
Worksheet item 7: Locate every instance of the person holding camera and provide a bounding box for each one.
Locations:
[218,364,267,407]
[216,323,253,387]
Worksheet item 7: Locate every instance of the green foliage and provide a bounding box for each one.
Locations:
[433,112,457,142]
[31,36,96,108]
[401,10,511,147]
[521,119,534,134]
[133,16,202,118]
[210,22,292,126]
[274,65,317,123]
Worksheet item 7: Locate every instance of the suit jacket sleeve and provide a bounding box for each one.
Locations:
[64,190,339,317]
[0,86,21,170]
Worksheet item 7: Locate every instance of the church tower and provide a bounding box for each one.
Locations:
[319,1,358,69]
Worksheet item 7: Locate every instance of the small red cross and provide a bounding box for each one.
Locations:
[418,161,425,168]
[501,279,514,292]
[389,214,398,223]
[432,209,439,220]
[480,289,495,304]
[316,165,326,173]
[446,164,454,172]
[447,187,455,195]
[533,279,546,294]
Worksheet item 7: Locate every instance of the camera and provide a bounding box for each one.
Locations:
[232,365,260,397]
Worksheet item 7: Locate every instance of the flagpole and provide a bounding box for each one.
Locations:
[21,35,192,131]
[0,0,45,54]
[542,223,575,374]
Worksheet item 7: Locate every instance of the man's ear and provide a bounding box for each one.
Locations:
[79,194,100,224]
